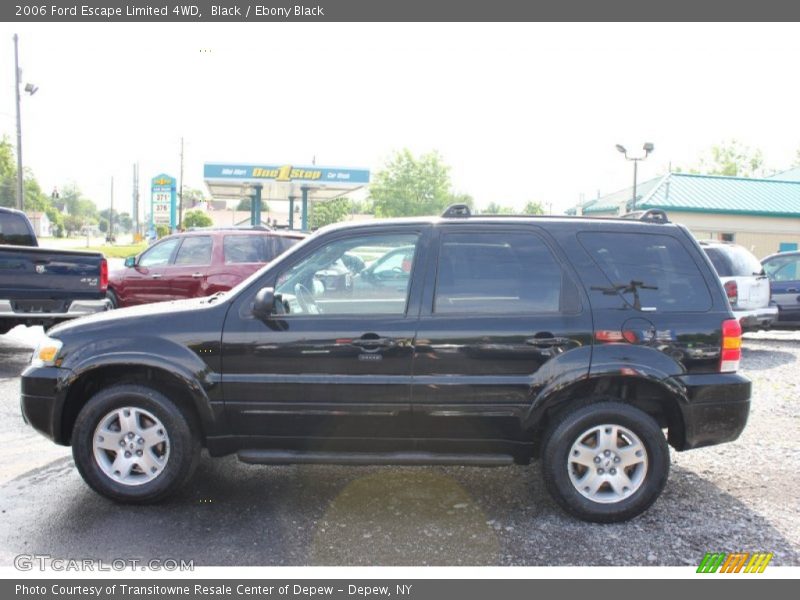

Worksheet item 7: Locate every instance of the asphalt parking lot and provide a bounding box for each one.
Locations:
[0,326,798,567]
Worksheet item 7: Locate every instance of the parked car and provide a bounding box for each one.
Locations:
[0,207,109,334]
[21,207,751,523]
[761,250,800,327]
[107,228,306,308]
[699,240,777,331]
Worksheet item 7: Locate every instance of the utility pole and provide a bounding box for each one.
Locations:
[13,34,24,211]
[109,177,114,243]
[132,163,139,237]
[178,137,184,229]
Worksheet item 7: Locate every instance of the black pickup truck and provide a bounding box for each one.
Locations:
[0,207,109,334]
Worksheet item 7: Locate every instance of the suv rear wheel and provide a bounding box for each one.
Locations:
[541,401,669,523]
[72,384,200,503]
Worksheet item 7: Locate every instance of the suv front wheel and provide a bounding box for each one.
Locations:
[72,384,200,503]
[541,401,669,523]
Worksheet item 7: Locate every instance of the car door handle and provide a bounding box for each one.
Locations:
[786,288,799,293]
[151,274,162,279]
[191,273,203,278]
[351,337,395,350]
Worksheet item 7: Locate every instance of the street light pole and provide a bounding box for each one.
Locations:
[13,34,23,211]
[616,143,654,211]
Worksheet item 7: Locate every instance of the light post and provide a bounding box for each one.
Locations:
[13,34,38,211]
[616,142,654,211]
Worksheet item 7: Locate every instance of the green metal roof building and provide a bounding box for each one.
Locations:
[570,172,800,258]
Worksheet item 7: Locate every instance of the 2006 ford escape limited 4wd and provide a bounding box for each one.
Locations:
[21,207,751,522]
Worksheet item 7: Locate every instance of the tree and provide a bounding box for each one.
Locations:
[310,198,351,230]
[482,202,516,215]
[183,210,213,228]
[678,140,765,178]
[370,149,454,217]
[236,197,269,212]
[522,201,545,215]
[181,186,208,209]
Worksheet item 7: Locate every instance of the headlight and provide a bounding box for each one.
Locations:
[31,337,63,367]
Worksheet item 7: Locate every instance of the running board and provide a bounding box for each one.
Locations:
[236,449,515,467]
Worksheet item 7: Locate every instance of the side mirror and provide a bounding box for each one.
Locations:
[253,287,276,320]
[124,256,136,268]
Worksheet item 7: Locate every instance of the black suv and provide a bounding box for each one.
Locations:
[21,207,750,522]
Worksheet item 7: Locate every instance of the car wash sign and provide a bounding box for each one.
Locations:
[151,174,177,229]
[204,163,370,185]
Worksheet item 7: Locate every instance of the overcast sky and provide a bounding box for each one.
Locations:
[1,22,799,217]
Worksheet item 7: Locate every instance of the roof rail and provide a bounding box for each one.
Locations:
[620,208,670,224]
[442,203,471,218]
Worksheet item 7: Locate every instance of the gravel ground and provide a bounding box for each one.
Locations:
[0,329,798,566]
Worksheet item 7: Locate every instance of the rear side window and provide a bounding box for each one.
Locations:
[224,235,267,263]
[0,212,36,246]
[579,232,712,312]
[704,245,762,277]
[434,232,579,314]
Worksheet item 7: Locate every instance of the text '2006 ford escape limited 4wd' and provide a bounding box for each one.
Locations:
[20,207,751,522]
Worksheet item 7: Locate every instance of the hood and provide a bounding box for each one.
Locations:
[48,295,228,338]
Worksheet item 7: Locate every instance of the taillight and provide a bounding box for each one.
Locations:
[720,318,742,373]
[724,280,738,307]
[99,258,108,292]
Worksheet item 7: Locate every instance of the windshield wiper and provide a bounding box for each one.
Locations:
[591,280,658,311]
[205,291,226,304]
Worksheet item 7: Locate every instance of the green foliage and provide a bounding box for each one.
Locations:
[97,209,132,234]
[310,198,351,230]
[183,210,213,228]
[181,186,208,209]
[681,140,765,178]
[522,201,545,215]
[155,225,170,238]
[370,149,454,217]
[236,197,269,212]
[0,138,17,208]
[482,202,517,215]
[478,200,544,215]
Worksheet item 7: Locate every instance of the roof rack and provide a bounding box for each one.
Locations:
[620,208,670,224]
[441,203,471,218]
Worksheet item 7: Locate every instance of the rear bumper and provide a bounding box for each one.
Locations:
[670,372,751,450]
[20,365,71,445]
[0,298,110,319]
[733,305,778,331]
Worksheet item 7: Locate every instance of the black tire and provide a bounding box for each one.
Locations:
[541,401,669,523]
[106,289,119,309]
[72,384,200,503]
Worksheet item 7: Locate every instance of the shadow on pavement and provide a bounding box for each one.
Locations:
[0,454,797,567]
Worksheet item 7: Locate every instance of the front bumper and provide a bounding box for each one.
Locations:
[20,365,72,445]
[671,372,751,450]
[733,305,778,331]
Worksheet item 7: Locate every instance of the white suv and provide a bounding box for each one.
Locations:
[700,241,777,331]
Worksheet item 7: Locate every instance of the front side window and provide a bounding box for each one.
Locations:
[139,238,180,267]
[433,232,576,314]
[275,233,419,316]
[579,232,712,312]
[764,255,800,282]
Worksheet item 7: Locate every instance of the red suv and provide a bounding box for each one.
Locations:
[107,228,306,308]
